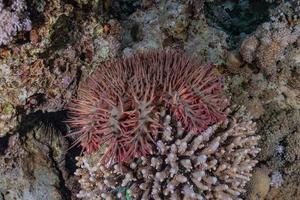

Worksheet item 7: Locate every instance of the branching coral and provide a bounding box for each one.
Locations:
[67,50,228,164]
[74,107,260,200]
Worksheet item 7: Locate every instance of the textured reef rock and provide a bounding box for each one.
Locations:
[75,108,260,200]
[0,0,32,45]
[0,0,70,136]
[0,124,76,200]
[0,0,122,137]
[121,0,228,65]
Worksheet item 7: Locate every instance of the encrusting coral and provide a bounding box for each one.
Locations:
[67,50,229,164]
[74,107,260,200]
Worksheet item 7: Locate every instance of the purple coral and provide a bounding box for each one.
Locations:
[67,50,228,164]
[270,171,284,188]
[0,0,32,45]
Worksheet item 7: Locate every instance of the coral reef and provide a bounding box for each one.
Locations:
[0,1,122,137]
[122,0,228,64]
[0,0,69,136]
[0,0,300,199]
[0,0,32,45]
[75,107,260,200]
[224,1,300,199]
[204,0,271,45]
[239,22,300,76]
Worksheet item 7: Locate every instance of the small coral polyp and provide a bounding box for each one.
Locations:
[67,50,228,164]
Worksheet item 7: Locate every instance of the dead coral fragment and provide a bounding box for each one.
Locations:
[67,50,228,164]
[74,107,260,200]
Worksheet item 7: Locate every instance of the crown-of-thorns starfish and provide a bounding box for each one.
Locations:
[67,50,228,164]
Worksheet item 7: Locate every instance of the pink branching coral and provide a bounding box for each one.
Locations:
[67,50,228,164]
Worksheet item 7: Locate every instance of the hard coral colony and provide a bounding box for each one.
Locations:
[75,108,260,200]
[68,50,260,199]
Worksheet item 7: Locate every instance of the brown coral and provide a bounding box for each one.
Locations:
[239,36,259,64]
[238,21,300,76]
[74,107,260,200]
[246,168,270,200]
